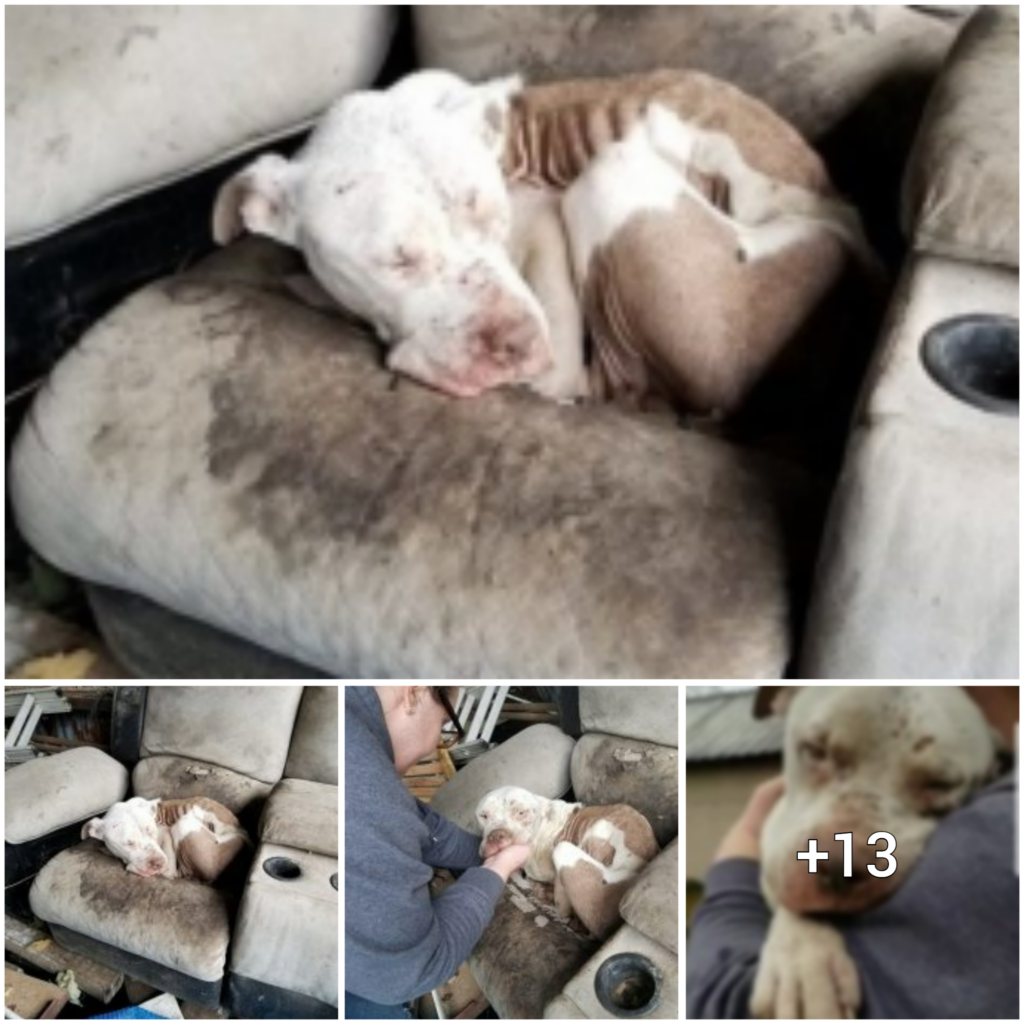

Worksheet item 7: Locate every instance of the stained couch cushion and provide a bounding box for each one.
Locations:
[284,686,339,786]
[414,6,962,141]
[5,747,128,843]
[140,686,304,785]
[578,686,678,747]
[229,842,338,1006]
[132,755,274,812]
[260,779,338,858]
[620,839,679,954]
[6,6,395,245]
[903,6,1019,266]
[9,240,810,678]
[29,842,233,983]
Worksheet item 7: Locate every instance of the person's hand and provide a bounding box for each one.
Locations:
[714,776,785,864]
[482,843,532,882]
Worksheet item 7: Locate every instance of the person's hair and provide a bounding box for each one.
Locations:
[428,686,458,704]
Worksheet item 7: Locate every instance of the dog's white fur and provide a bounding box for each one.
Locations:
[475,784,659,938]
[214,72,552,398]
[751,686,998,1019]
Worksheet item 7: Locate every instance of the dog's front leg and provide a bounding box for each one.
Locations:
[751,906,860,1019]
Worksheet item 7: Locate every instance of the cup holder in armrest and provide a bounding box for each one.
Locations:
[263,856,302,881]
[594,952,663,1018]
[921,314,1019,416]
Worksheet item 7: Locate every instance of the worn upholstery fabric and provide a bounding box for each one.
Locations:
[29,842,233,983]
[801,255,1018,678]
[5,748,128,843]
[621,839,679,955]
[140,686,303,784]
[259,778,338,858]
[10,240,811,678]
[6,6,395,244]
[903,5,1019,265]
[131,754,274,813]
[283,686,339,785]
[413,5,963,140]
[578,686,678,747]
[229,841,338,1006]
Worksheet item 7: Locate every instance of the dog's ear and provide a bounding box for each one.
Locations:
[396,70,522,157]
[212,153,296,246]
[81,817,104,841]
[455,75,523,156]
[754,686,803,719]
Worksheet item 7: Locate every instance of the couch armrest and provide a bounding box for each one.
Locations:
[5,747,128,843]
[902,5,1019,267]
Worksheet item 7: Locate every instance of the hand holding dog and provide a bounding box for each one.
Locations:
[482,842,533,881]
[714,776,785,864]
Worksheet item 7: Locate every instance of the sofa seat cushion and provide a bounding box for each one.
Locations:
[229,842,338,1006]
[903,6,1019,266]
[5,748,128,844]
[620,839,678,955]
[139,685,303,785]
[260,779,338,858]
[132,755,274,813]
[9,240,811,679]
[29,842,233,983]
[6,6,395,245]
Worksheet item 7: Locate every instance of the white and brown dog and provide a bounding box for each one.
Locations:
[82,796,249,883]
[475,784,659,938]
[214,69,877,416]
[752,686,1000,1019]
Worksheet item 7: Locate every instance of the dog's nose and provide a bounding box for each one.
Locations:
[817,859,871,896]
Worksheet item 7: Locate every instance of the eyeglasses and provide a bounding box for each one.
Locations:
[437,689,466,749]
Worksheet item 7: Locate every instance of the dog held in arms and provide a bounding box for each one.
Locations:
[82,796,249,883]
[475,785,659,939]
[751,686,1001,1019]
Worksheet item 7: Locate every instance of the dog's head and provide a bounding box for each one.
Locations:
[475,785,547,857]
[212,71,552,397]
[760,686,998,915]
[82,797,168,877]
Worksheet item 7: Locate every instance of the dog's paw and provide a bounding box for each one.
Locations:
[751,907,860,1019]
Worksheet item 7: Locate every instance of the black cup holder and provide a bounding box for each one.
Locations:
[263,856,302,881]
[330,872,338,891]
[594,952,662,1018]
[921,314,1018,416]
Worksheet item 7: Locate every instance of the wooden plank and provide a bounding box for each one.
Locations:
[5,915,123,1003]
[5,964,69,1019]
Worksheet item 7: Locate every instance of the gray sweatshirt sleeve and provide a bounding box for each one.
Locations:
[687,774,1018,1019]
[416,799,486,869]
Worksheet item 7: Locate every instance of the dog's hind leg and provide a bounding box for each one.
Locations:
[553,840,634,939]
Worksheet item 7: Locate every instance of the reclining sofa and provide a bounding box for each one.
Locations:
[6,6,1016,677]
[3,685,339,1017]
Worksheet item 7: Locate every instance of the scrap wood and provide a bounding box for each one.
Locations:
[5,914,123,1003]
[4,964,69,1019]
[403,746,456,803]
[497,700,559,725]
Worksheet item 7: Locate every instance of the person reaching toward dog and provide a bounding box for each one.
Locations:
[345,686,531,1020]
[687,685,1018,1020]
